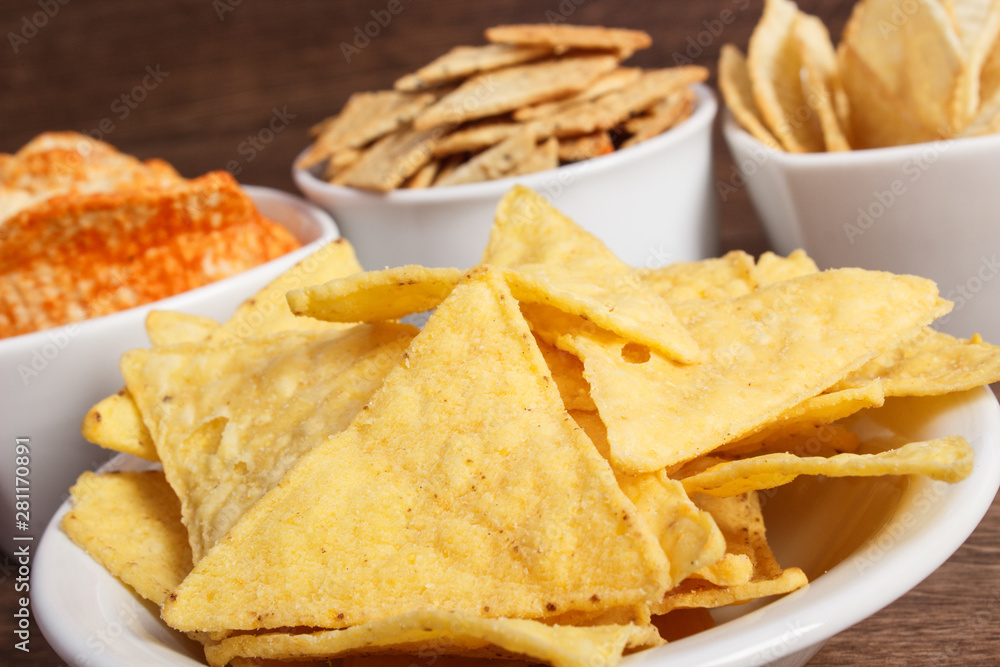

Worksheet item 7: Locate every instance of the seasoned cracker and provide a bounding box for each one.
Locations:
[434,127,538,186]
[297,91,435,170]
[486,23,652,58]
[513,67,642,121]
[320,147,363,181]
[334,124,441,192]
[432,121,522,157]
[507,136,559,176]
[557,131,614,162]
[394,43,552,91]
[539,66,708,138]
[402,158,440,188]
[621,87,695,148]
[413,54,619,130]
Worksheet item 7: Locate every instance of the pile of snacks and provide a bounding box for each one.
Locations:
[0,132,300,339]
[65,187,1000,666]
[298,24,708,191]
[721,0,1000,151]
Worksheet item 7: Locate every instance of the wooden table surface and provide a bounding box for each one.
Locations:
[2,1,998,664]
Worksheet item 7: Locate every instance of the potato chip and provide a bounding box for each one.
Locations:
[833,328,1000,396]
[413,55,619,131]
[535,269,951,473]
[485,24,652,57]
[204,610,653,667]
[679,436,974,497]
[394,43,553,91]
[795,13,852,151]
[748,0,825,152]
[287,265,465,323]
[161,268,670,633]
[948,0,1000,130]
[125,323,418,562]
[717,45,783,150]
[61,471,192,605]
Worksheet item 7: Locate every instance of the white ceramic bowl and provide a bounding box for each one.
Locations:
[32,388,1000,667]
[722,112,1000,344]
[294,84,719,271]
[0,186,339,550]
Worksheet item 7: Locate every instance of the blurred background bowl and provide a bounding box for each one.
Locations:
[0,186,339,550]
[723,111,1000,343]
[294,85,719,271]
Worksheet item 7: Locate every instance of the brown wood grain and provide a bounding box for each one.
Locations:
[1,1,997,665]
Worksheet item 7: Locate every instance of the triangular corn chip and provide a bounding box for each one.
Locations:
[161,268,670,633]
[653,492,807,614]
[61,470,192,605]
[124,323,418,562]
[528,269,951,473]
[204,610,652,667]
[833,328,1000,396]
[678,436,974,497]
[485,186,699,363]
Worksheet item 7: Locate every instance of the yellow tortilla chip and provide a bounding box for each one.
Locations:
[145,311,219,346]
[750,248,819,285]
[653,491,807,614]
[204,610,652,667]
[571,410,726,587]
[638,250,757,304]
[678,436,975,497]
[61,470,192,605]
[531,269,951,473]
[162,268,670,634]
[834,328,1000,396]
[485,186,699,364]
[287,265,465,323]
[124,323,418,562]
[81,389,158,462]
[536,335,596,412]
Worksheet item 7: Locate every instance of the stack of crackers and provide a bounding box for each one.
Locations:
[297,24,708,191]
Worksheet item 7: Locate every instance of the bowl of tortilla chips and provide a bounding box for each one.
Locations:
[718,0,1000,344]
[33,185,1000,667]
[293,23,718,270]
[0,134,340,547]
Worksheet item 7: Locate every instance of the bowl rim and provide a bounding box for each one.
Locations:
[293,83,718,204]
[721,108,1000,169]
[0,185,339,350]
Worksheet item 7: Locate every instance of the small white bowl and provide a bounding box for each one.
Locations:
[32,388,1000,666]
[294,84,719,271]
[722,112,1000,343]
[0,186,339,549]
